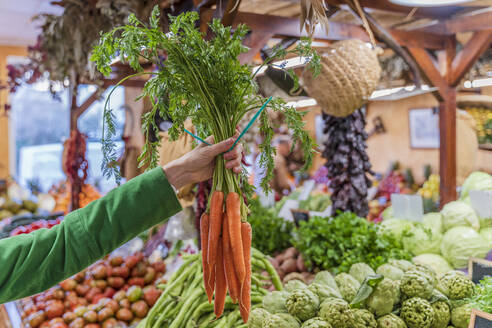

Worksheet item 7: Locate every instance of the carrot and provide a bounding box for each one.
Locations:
[207,190,224,284]
[200,213,214,303]
[214,237,227,318]
[222,215,240,303]
[226,192,245,285]
[239,221,252,323]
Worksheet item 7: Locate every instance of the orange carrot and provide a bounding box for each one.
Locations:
[226,192,245,285]
[208,191,224,284]
[214,237,227,318]
[239,221,252,323]
[222,215,240,303]
[200,213,214,303]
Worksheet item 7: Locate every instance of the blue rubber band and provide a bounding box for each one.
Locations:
[183,96,273,152]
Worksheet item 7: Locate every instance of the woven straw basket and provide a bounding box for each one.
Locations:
[302,39,381,117]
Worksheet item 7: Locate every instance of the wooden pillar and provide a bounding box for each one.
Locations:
[438,88,457,204]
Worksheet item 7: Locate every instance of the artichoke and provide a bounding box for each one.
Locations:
[313,271,339,291]
[366,278,400,317]
[377,314,407,328]
[319,297,356,328]
[414,264,438,287]
[447,275,474,300]
[432,301,451,328]
[352,309,377,328]
[264,313,302,328]
[248,308,270,328]
[308,283,343,302]
[335,273,361,302]
[401,297,435,328]
[388,259,415,272]
[450,304,471,328]
[349,263,376,284]
[436,271,466,297]
[285,280,308,292]
[286,288,320,321]
[376,264,404,281]
[301,317,332,328]
[400,270,434,299]
[263,290,290,314]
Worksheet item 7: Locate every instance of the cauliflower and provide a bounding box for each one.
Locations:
[376,314,407,328]
[352,309,377,328]
[414,264,438,287]
[349,263,376,284]
[447,275,474,300]
[264,313,302,328]
[335,273,361,302]
[436,271,466,296]
[366,278,400,317]
[286,288,320,321]
[248,308,270,328]
[263,290,290,314]
[301,317,332,328]
[432,300,451,328]
[285,280,308,292]
[400,297,435,328]
[388,259,415,272]
[400,270,434,299]
[308,283,342,302]
[450,304,471,328]
[376,264,404,281]
[319,297,356,328]
[313,271,339,291]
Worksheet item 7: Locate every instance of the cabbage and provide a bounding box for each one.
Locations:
[480,227,492,249]
[440,226,490,268]
[460,171,492,200]
[422,212,443,234]
[480,216,492,229]
[402,224,442,255]
[441,201,480,232]
[382,206,394,220]
[412,254,453,277]
[379,219,414,240]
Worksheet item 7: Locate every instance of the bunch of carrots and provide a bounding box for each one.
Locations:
[201,191,252,322]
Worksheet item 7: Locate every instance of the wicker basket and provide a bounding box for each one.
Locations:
[302,39,381,117]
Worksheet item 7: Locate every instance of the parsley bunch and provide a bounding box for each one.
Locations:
[293,212,411,274]
[469,276,492,314]
[91,7,319,217]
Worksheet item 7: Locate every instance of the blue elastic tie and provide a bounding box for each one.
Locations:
[183,96,272,152]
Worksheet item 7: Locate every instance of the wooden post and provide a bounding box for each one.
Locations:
[68,80,81,211]
[438,88,457,204]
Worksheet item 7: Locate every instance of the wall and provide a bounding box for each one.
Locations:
[0,46,26,179]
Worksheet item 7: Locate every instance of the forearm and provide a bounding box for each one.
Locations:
[0,167,181,304]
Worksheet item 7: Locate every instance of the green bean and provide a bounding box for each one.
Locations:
[169,288,203,328]
[261,258,282,291]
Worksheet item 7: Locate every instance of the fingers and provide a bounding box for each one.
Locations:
[225,144,242,174]
[208,137,235,157]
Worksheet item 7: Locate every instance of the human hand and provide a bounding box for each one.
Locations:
[162,133,243,190]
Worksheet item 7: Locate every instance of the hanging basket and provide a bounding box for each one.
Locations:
[302,39,381,117]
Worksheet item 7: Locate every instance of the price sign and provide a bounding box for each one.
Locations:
[291,209,310,227]
[469,190,492,219]
[468,308,492,328]
[278,199,299,222]
[391,194,424,222]
[468,258,492,284]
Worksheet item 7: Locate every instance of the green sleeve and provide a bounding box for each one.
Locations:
[0,167,182,304]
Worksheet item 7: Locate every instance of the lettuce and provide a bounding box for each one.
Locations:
[379,219,414,240]
[412,254,453,277]
[460,171,492,200]
[402,224,442,256]
[441,201,480,232]
[480,227,492,249]
[441,226,490,268]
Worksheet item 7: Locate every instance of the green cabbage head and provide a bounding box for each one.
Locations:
[403,224,442,256]
[432,300,451,328]
[264,313,301,328]
[400,270,434,299]
[366,278,400,317]
[319,297,356,328]
[313,271,339,291]
[301,317,332,328]
[441,226,490,268]
[450,304,471,328]
[479,227,492,248]
[412,254,453,278]
[308,283,342,302]
[376,314,407,328]
[248,308,270,328]
[349,263,376,284]
[335,273,361,303]
[351,309,376,328]
[286,288,320,321]
[263,290,290,313]
[460,171,492,200]
[376,264,404,281]
[441,201,480,232]
[379,219,414,240]
[400,297,435,328]
[423,212,443,234]
[382,206,395,220]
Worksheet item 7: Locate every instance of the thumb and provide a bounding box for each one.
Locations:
[208,137,235,156]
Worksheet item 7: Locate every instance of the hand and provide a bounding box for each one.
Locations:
[162,133,243,190]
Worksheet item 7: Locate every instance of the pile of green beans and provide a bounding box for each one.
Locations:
[139,249,282,328]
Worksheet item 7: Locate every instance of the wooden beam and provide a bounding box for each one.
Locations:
[72,84,110,122]
[390,30,446,50]
[407,46,446,101]
[101,78,147,88]
[414,7,492,35]
[238,31,274,64]
[221,0,241,27]
[449,30,492,87]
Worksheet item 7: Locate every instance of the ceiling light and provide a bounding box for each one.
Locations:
[389,0,473,6]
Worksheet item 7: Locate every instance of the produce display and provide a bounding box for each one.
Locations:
[8,216,63,236]
[50,183,101,214]
[0,187,39,220]
[250,259,479,328]
[0,213,62,239]
[135,249,282,328]
[18,252,166,328]
[464,107,492,143]
[268,247,313,285]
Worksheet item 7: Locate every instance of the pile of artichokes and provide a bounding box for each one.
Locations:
[248,259,476,328]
